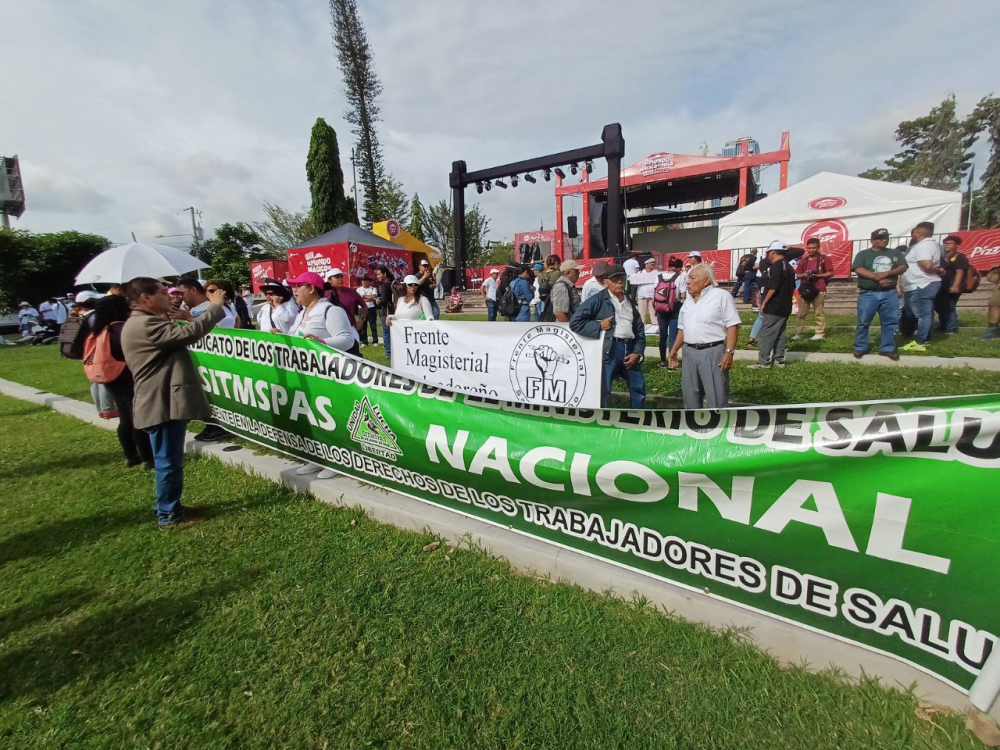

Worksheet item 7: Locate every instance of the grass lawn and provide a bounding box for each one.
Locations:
[0,394,988,748]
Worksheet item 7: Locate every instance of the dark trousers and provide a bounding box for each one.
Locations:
[360,310,379,344]
[486,300,497,321]
[935,290,961,334]
[602,339,647,409]
[107,380,153,464]
[732,275,755,303]
[656,310,678,361]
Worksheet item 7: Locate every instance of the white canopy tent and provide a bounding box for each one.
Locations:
[717,172,962,249]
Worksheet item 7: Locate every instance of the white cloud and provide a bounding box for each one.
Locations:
[2,0,998,247]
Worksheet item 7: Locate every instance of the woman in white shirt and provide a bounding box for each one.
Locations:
[256,279,299,334]
[287,272,360,354]
[285,271,360,480]
[388,275,435,323]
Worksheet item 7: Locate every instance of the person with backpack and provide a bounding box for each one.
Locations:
[509,265,534,322]
[653,256,684,369]
[793,238,834,341]
[632,257,661,328]
[86,295,154,468]
[60,290,119,418]
[533,255,561,322]
[935,235,973,335]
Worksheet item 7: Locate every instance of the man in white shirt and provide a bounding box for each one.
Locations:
[668,264,740,409]
[899,221,943,351]
[481,268,500,321]
[581,259,610,302]
[623,257,641,277]
[177,279,236,329]
[240,285,256,322]
[17,302,39,340]
[676,252,702,301]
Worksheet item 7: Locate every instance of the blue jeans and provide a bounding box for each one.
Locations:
[855,289,899,353]
[145,420,189,526]
[903,282,940,344]
[656,310,678,361]
[534,301,546,321]
[603,339,647,408]
[750,312,764,340]
[430,299,441,319]
[486,300,497,321]
[515,303,530,322]
[381,312,391,359]
[733,276,755,303]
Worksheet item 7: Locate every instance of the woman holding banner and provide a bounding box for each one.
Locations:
[256,278,299,334]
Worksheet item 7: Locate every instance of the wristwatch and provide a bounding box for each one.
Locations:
[725,348,735,354]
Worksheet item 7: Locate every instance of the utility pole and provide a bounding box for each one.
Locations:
[183,206,202,257]
[1,210,9,229]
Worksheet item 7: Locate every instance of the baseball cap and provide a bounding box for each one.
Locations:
[75,290,103,308]
[560,259,580,273]
[871,228,890,240]
[490,268,500,274]
[18,301,29,307]
[166,286,180,294]
[287,272,327,289]
[767,240,787,253]
[403,274,420,285]
[644,257,656,265]
[532,263,544,270]
[326,268,344,278]
[606,265,627,280]
[420,259,429,266]
[687,251,702,258]
[591,259,611,277]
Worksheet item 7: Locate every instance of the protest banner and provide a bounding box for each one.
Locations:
[390,320,604,407]
[189,330,999,695]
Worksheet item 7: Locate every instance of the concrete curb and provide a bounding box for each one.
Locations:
[1,376,995,720]
[642,347,1000,371]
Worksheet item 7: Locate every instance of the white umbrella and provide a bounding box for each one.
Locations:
[74,242,209,285]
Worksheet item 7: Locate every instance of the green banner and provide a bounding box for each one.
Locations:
[189,330,999,692]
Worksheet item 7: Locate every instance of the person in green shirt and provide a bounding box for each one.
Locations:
[851,228,908,360]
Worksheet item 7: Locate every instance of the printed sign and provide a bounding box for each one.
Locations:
[390,320,603,406]
[808,197,848,210]
[189,330,999,695]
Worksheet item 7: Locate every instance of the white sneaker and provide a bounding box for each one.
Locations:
[295,463,322,475]
[316,468,338,480]
[791,334,803,341]
[810,334,825,341]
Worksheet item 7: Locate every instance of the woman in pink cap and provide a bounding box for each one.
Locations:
[287,272,359,354]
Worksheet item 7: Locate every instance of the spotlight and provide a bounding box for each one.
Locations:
[495,179,507,189]
[524,173,537,184]
[485,180,491,191]
[585,160,594,173]
[554,167,566,179]
[543,169,551,182]
[570,163,578,175]
[476,181,483,194]
[511,175,519,187]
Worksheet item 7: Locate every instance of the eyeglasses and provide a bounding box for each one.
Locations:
[406,283,418,287]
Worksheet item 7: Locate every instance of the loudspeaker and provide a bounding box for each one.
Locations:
[567,216,578,238]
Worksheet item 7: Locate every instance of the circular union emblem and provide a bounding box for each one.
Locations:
[387,219,400,238]
[808,196,847,210]
[802,219,848,245]
[349,242,358,254]
[509,326,588,407]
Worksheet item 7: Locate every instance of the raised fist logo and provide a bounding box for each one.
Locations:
[530,344,569,379]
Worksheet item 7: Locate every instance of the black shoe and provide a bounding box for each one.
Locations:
[853,351,864,360]
[126,456,142,468]
[194,425,229,442]
[143,461,155,470]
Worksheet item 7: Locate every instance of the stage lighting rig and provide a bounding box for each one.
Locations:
[570,163,578,175]
[511,175,519,187]
[495,178,508,189]
[484,180,491,191]
[585,160,594,173]
[524,173,537,184]
[543,168,551,181]
[554,167,566,179]
[476,181,483,194]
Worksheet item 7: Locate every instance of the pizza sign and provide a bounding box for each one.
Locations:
[808,197,847,210]
[802,219,848,245]
[387,219,401,238]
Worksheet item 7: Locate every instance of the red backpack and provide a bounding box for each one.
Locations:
[83,323,127,384]
[653,273,681,314]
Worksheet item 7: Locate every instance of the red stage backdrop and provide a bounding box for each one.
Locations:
[287,244,413,287]
[249,260,290,293]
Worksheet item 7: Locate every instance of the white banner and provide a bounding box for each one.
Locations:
[390,320,604,408]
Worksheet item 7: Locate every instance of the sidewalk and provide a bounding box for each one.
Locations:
[645,346,1000,371]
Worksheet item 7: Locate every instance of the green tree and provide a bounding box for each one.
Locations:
[971,95,1000,228]
[200,222,270,288]
[481,241,515,268]
[0,229,111,310]
[330,0,385,227]
[408,193,427,241]
[860,94,982,190]
[253,202,319,254]
[373,175,409,226]
[306,118,352,233]
[424,200,490,267]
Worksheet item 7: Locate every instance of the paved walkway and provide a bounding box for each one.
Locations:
[644,346,1000,371]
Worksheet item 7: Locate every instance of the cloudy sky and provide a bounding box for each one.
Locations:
[4,0,999,248]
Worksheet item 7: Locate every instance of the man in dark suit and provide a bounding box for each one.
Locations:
[121,277,227,529]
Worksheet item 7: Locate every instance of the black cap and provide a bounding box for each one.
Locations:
[871,228,889,240]
[606,265,626,279]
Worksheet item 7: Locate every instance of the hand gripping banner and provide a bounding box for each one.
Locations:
[189,330,999,694]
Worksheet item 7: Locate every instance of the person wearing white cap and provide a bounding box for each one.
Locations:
[676,252,703,303]
[388,275,435,324]
[17,302,39,340]
[481,268,501,321]
[549,259,582,322]
[631,257,660,327]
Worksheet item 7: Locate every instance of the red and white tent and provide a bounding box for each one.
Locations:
[718,172,962,251]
